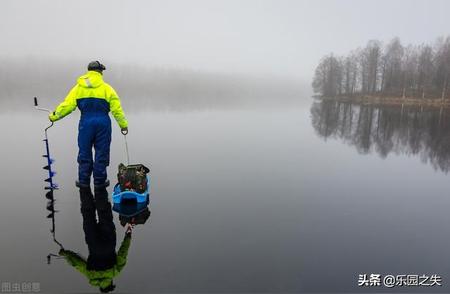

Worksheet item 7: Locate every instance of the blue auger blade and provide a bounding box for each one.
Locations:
[43,139,48,142]
[45,178,52,182]
[43,165,50,170]
[50,158,55,164]
[42,155,49,158]
[50,171,57,177]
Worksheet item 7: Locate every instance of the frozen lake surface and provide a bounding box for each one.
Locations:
[1,101,450,293]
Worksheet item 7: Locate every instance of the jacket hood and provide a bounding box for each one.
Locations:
[77,71,104,88]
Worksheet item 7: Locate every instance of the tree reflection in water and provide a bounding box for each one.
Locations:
[310,99,450,173]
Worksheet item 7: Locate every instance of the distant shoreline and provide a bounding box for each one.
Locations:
[316,95,450,108]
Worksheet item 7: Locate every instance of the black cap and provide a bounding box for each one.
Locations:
[88,61,106,72]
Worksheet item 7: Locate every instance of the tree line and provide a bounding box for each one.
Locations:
[312,37,450,99]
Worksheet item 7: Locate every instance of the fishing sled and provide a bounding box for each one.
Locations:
[112,175,150,204]
[112,163,150,204]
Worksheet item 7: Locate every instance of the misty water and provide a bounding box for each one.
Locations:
[2,100,450,293]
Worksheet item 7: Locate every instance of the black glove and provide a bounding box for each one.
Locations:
[121,127,128,135]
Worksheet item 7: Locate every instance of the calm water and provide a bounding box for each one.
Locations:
[2,100,450,293]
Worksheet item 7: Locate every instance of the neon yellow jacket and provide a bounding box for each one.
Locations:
[49,71,128,128]
[59,233,132,289]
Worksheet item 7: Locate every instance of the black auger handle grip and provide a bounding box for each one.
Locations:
[34,97,38,107]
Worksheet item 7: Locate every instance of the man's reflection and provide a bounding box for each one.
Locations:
[58,187,132,293]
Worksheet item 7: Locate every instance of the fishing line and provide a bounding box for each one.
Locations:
[124,134,130,165]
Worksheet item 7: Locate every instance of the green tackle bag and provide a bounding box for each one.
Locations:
[117,163,150,193]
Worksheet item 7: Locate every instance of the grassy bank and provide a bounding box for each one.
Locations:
[319,95,450,108]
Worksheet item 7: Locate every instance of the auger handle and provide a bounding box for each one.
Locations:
[34,96,51,113]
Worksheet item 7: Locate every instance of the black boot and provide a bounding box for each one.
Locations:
[94,179,110,189]
[76,180,90,188]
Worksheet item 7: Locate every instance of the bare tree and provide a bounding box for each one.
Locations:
[312,54,343,97]
[402,45,419,98]
[434,37,450,100]
[417,45,434,98]
[382,38,404,96]
[343,53,358,96]
[365,40,381,93]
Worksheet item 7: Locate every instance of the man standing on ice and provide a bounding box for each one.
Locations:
[49,61,128,189]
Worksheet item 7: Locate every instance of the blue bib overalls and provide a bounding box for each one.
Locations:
[77,98,112,186]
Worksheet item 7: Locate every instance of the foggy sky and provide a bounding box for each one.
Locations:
[0,0,449,81]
